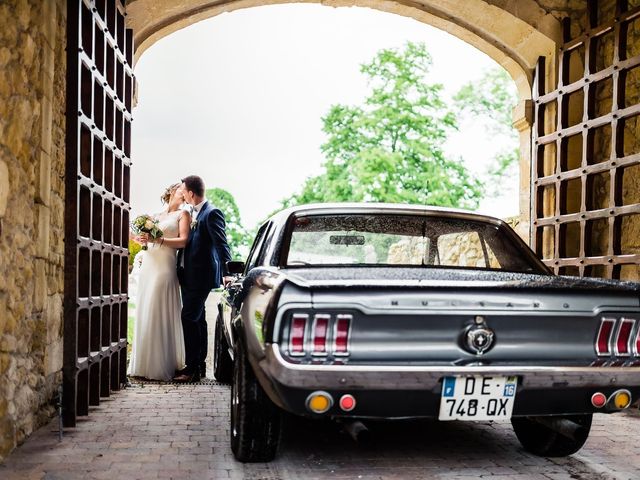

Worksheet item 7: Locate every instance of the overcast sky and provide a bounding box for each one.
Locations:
[131,4,519,228]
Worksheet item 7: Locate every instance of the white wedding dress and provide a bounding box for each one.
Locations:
[128,210,185,381]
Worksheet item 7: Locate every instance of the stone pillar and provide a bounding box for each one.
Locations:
[513,99,533,242]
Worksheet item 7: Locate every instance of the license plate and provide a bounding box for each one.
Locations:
[438,376,517,421]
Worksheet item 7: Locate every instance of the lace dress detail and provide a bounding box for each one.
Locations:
[128,210,185,380]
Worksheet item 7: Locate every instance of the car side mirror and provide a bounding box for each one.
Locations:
[227,261,245,275]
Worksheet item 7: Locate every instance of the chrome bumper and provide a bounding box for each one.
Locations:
[259,345,640,390]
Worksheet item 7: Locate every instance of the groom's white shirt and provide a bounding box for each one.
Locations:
[192,199,207,221]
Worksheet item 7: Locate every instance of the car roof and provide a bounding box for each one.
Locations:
[267,202,506,227]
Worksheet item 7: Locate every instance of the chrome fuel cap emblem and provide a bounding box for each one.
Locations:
[466,318,495,355]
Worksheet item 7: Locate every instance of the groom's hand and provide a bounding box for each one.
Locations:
[223,276,234,287]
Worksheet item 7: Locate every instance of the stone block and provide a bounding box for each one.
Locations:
[21,33,36,67]
[512,100,532,132]
[0,418,16,462]
[0,159,8,217]
[45,294,62,343]
[15,1,32,31]
[0,294,6,334]
[44,337,63,376]
[40,96,52,155]
[35,204,50,258]
[2,310,16,337]
[36,151,51,206]
[33,259,46,312]
[0,352,10,376]
[36,93,53,206]
[42,0,57,50]
[0,334,17,353]
[0,47,10,69]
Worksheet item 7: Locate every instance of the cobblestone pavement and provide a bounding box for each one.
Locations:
[1,381,639,480]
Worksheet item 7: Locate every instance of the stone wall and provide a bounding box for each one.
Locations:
[0,0,67,462]
[385,217,519,268]
[618,8,640,280]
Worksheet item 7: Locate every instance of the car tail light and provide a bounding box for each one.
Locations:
[636,324,640,356]
[614,318,635,356]
[290,314,308,356]
[334,314,352,356]
[306,391,333,414]
[339,394,356,412]
[591,392,607,408]
[610,389,632,410]
[312,314,330,355]
[596,318,616,356]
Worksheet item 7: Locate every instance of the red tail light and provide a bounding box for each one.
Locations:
[312,314,330,355]
[290,314,308,356]
[615,318,635,356]
[636,324,640,356]
[596,318,615,356]
[334,314,352,356]
[591,392,607,408]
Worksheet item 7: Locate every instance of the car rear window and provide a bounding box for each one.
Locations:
[285,214,545,273]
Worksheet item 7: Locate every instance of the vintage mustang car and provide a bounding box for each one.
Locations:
[214,203,640,462]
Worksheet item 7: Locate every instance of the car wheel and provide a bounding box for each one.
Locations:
[511,414,592,457]
[213,316,233,384]
[230,339,282,462]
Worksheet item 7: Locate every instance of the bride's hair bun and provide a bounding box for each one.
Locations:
[161,183,181,204]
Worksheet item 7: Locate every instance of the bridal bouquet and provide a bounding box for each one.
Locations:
[131,214,163,250]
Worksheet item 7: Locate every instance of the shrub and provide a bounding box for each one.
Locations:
[129,239,143,267]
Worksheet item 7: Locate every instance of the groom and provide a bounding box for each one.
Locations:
[174,175,232,382]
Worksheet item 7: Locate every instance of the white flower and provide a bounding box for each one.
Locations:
[144,219,154,230]
[190,219,197,230]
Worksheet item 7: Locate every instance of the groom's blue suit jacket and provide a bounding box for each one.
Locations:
[177,201,232,291]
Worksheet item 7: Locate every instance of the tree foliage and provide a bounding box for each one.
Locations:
[205,187,250,259]
[128,239,143,268]
[454,68,519,188]
[285,42,483,210]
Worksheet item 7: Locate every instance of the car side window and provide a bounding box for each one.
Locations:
[245,223,269,273]
[256,223,276,266]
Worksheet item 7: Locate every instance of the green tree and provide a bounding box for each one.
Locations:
[454,68,519,191]
[285,42,483,209]
[128,239,143,269]
[205,187,250,259]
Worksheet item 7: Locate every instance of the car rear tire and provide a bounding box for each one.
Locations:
[213,316,233,384]
[511,414,592,457]
[230,340,282,462]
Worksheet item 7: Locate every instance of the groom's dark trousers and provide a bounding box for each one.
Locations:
[177,201,231,376]
[180,288,211,374]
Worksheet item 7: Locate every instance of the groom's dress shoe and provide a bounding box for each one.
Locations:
[173,371,200,383]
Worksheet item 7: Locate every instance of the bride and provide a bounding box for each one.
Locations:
[128,183,192,381]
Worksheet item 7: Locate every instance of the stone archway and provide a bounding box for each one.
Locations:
[125,0,562,237]
[55,0,564,431]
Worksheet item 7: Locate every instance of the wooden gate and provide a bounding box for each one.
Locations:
[64,0,134,426]
[531,1,640,279]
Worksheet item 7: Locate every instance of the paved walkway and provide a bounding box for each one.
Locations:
[1,380,639,480]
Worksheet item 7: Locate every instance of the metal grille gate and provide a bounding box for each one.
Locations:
[531,0,640,279]
[64,0,133,426]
